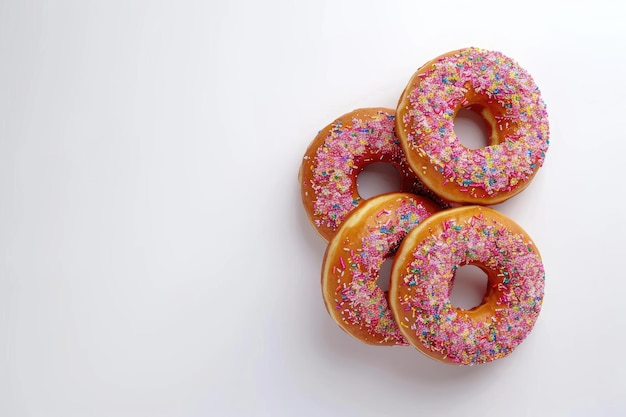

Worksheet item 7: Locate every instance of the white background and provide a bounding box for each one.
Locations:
[1,1,625,416]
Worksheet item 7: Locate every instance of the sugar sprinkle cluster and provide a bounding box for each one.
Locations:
[302,47,549,365]
[330,196,434,344]
[403,47,549,195]
[396,212,544,364]
[308,111,408,231]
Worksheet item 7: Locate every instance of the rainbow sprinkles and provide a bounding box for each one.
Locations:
[398,47,549,202]
[390,207,545,365]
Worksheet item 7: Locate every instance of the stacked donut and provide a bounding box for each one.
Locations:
[299,47,549,366]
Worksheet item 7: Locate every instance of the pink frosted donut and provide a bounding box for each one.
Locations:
[389,206,544,364]
[321,193,440,345]
[396,47,550,204]
[299,108,448,241]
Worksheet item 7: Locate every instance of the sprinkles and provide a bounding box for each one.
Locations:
[322,193,439,345]
[390,207,544,365]
[300,47,549,365]
[300,108,450,241]
[397,47,549,204]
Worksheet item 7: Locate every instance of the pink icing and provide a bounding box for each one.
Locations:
[396,210,544,364]
[328,195,435,345]
[306,110,430,234]
[402,47,549,196]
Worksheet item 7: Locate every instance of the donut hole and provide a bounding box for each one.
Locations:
[453,108,490,149]
[356,162,401,200]
[377,257,394,294]
[449,264,489,310]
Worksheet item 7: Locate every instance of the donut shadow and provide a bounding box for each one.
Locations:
[316,314,498,386]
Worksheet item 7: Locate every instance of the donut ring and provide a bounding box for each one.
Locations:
[389,206,544,364]
[299,108,447,241]
[322,193,440,345]
[396,47,550,204]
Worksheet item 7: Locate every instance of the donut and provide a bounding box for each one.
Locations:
[321,193,440,345]
[299,108,448,241]
[389,206,544,364]
[396,47,550,205]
